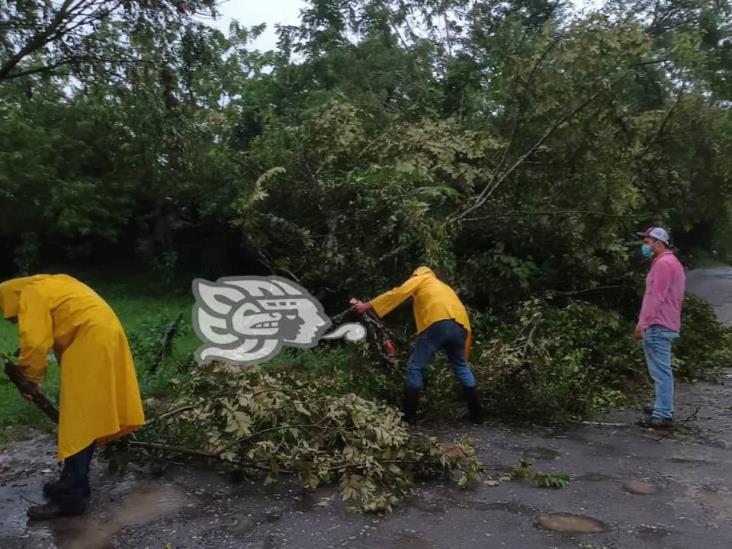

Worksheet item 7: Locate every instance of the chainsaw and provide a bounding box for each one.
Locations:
[330,302,398,356]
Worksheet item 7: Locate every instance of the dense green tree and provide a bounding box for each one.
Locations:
[0,0,730,305]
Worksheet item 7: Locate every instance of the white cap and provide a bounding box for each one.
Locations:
[636,227,670,245]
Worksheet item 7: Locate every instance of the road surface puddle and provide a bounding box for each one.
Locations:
[535,513,606,534]
[623,480,656,495]
[33,483,186,549]
[690,485,732,519]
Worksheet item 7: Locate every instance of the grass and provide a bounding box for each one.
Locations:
[0,268,198,444]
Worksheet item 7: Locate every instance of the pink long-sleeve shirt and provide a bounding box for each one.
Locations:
[638,251,686,333]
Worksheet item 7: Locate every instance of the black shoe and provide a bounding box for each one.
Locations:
[43,480,90,500]
[636,416,674,429]
[27,499,87,521]
[402,387,420,425]
[642,405,673,419]
[463,386,484,425]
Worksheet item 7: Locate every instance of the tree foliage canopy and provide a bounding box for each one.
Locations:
[1,0,731,307]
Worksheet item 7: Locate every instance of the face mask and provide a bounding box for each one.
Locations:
[641,244,653,259]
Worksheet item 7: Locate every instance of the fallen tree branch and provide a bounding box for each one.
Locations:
[549,285,628,296]
[494,36,564,180]
[1,354,59,423]
[450,83,612,224]
[144,404,198,426]
[636,88,685,161]
[144,387,295,427]
[221,423,326,452]
[128,440,292,473]
[129,440,456,477]
[655,406,700,442]
[128,440,220,460]
[449,58,671,225]
[578,421,631,428]
[327,459,422,472]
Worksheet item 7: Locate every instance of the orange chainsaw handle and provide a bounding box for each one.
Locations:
[346,300,397,355]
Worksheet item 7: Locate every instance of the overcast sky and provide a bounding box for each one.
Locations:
[205,0,605,51]
[204,0,306,49]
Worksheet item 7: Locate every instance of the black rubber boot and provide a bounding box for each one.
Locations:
[463,386,484,425]
[43,480,90,500]
[43,464,72,500]
[402,387,420,425]
[44,443,94,501]
[43,480,61,499]
[27,499,87,521]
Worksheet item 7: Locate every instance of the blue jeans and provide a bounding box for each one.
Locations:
[642,325,679,419]
[54,443,94,503]
[405,320,476,389]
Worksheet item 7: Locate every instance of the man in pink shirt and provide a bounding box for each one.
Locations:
[634,227,686,429]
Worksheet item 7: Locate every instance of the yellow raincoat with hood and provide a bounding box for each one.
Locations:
[368,267,473,358]
[0,274,145,461]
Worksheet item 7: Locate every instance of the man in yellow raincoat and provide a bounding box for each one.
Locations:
[350,266,483,424]
[0,274,145,520]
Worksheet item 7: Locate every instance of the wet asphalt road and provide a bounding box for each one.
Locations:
[1,267,731,549]
[686,267,732,325]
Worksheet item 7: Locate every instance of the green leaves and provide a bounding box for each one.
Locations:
[464,298,645,422]
[1,0,731,294]
[511,459,570,489]
[131,362,483,512]
[224,410,253,436]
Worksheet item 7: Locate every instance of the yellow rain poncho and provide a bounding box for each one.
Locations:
[368,267,473,358]
[0,274,145,461]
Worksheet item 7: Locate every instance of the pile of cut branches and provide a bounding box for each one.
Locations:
[118,362,483,512]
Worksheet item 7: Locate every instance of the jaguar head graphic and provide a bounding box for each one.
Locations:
[192,276,332,366]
